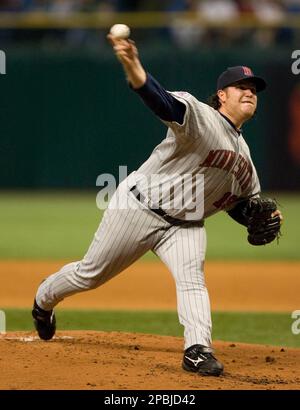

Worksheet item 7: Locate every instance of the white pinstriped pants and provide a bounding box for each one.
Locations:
[36,179,212,349]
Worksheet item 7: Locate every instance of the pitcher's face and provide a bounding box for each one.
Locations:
[218,80,258,123]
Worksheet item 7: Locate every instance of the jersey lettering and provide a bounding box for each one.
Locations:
[200,150,253,192]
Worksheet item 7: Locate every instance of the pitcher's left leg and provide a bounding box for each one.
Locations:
[154,224,211,350]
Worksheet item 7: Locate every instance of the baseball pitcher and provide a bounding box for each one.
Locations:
[32,34,282,377]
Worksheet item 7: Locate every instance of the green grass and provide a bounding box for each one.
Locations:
[0,191,299,260]
[0,191,100,259]
[2,309,299,348]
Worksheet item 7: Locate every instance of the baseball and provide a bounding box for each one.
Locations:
[109,24,130,40]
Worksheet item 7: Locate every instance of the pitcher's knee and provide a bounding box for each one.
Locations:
[72,260,111,290]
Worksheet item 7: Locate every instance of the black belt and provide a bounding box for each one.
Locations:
[130,185,204,227]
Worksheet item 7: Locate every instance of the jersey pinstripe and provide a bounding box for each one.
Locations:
[134,92,260,220]
[35,92,261,351]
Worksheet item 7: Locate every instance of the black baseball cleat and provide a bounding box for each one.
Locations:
[182,344,224,376]
[32,299,56,341]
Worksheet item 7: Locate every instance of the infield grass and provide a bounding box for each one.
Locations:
[2,309,299,348]
[0,191,299,260]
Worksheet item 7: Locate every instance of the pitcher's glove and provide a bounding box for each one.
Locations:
[246,198,281,246]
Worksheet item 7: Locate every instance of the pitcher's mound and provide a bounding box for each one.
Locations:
[0,331,299,390]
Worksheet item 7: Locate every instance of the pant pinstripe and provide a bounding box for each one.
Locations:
[36,180,212,349]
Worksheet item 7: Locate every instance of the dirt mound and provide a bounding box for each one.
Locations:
[0,331,299,390]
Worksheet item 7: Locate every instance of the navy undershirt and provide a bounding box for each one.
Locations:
[132,72,186,124]
[132,72,241,135]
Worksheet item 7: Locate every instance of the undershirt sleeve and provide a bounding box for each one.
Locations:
[132,72,186,124]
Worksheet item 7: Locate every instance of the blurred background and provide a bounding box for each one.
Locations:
[0,0,300,191]
[1,0,300,259]
[0,1,299,347]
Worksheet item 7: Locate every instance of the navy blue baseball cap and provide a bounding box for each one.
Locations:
[217,66,267,92]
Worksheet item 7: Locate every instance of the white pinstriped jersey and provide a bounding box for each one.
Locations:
[36,92,261,351]
[133,91,261,220]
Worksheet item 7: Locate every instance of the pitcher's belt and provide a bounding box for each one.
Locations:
[130,185,204,227]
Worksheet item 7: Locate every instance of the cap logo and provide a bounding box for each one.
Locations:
[242,66,253,76]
